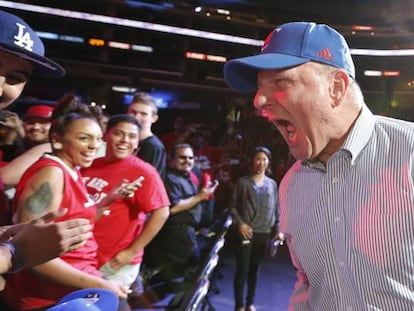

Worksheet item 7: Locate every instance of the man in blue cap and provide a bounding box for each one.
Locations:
[224,22,414,310]
[0,10,91,275]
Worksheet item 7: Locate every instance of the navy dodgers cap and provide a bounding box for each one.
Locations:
[0,10,65,77]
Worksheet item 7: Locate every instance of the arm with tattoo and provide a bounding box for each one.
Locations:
[16,166,64,223]
[24,183,53,215]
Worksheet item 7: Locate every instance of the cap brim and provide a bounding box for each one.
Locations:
[54,288,119,311]
[0,44,65,78]
[224,53,309,93]
[22,115,50,120]
[47,298,100,311]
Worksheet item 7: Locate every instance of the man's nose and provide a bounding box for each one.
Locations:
[89,138,102,149]
[120,135,130,143]
[253,92,267,109]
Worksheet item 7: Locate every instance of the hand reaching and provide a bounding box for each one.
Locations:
[1,209,92,269]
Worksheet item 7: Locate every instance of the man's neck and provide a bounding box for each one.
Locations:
[140,130,153,140]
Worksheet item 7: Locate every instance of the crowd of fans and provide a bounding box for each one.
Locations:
[0,89,292,309]
[0,8,291,311]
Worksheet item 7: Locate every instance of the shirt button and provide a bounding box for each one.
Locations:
[339,261,344,267]
[334,216,340,222]
[332,177,339,183]
[346,307,353,311]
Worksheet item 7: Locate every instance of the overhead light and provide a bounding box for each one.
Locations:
[108,41,130,50]
[352,48,414,56]
[206,54,226,62]
[60,35,84,43]
[112,86,138,93]
[364,70,382,76]
[352,25,375,31]
[186,51,204,60]
[217,9,230,15]
[88,38,105,47]
[390,99,399,108]
[131,44,153,52]
[383,70,400,77]
[364,70,400,77]
[36,31,59,40]
[185,51,227,62]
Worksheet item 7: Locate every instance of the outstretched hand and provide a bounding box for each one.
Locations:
[1,209,92,269]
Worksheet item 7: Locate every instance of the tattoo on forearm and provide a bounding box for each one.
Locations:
[25,183,53,215]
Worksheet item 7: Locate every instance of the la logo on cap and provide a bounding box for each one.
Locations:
[14,22,34,52]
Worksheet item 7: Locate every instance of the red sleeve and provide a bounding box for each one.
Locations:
[133,170,170,213]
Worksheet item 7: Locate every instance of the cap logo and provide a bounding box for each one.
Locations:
[261,27,281,52]
[14,22,34,52]
[317,48,333,61]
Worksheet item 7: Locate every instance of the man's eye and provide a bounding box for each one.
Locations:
[7,74,28,85]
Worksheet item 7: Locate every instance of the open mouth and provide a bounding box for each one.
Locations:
[274,119,297,143]
[81,154,95,163]
[116,145,128,151]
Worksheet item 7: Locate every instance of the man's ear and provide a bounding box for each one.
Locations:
[330,70,350,107]
[152,113,159,124]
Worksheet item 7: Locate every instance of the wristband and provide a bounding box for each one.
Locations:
[0,241,23,273]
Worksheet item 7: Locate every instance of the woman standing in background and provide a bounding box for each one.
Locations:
[230,146,280,311]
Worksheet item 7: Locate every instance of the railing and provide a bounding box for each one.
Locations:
[168,210,232,311]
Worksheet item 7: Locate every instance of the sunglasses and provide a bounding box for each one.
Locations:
[178,155,194,160]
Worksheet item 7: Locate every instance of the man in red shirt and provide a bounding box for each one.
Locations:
[82,114,170,294]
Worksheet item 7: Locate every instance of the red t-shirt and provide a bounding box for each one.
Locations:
[4,155,101,310]
[82,156,170,267]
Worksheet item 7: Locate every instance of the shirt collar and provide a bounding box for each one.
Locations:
[341,105,376,165]
[42,153,79,181]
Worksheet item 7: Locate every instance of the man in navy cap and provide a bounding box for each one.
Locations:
[0,10,64,110]
[0,10,91,275]
[224,22,414,310]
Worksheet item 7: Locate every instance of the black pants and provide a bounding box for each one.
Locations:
[233,233,268,309]
[143,223,200,282]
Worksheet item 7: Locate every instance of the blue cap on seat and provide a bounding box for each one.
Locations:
[47,288,119,311]
[47,298,100,311]
[0,10,65,77]
[224,22,355,93]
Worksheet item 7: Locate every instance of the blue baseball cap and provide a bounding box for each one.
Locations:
[47,288,119,311]
[0,10,65,77]
[224,22,355,93]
